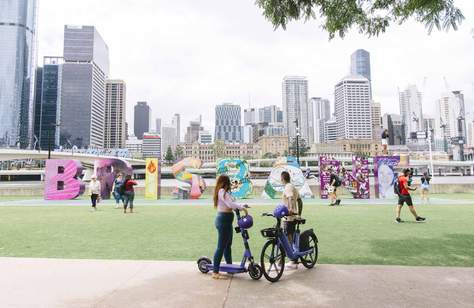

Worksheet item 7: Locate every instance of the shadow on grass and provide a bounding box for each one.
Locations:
[370,234,474,267]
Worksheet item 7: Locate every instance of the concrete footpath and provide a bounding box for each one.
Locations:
[1,258,473,308]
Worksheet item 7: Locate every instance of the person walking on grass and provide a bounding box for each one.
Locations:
[329,168,342,206]
[395,168,426,223]
[212,175,249,280]
[89,175,101,211]
[112,173,125,209]
[123,175,137,214]
[420,172,431,205]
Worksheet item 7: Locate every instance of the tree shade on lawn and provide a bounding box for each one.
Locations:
[0,203,473,266]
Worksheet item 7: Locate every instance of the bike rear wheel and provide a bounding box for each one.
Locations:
[300,233,318,269]
[260,240,285,282]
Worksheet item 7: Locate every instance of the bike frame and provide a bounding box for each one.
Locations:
[274,218,314,260]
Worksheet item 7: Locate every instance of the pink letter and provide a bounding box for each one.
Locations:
[44,160,85,200]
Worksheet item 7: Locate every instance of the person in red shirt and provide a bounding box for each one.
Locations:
[123,175,138,214]
[396,169,426,223]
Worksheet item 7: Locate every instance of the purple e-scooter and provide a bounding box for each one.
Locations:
[197,209,263,280]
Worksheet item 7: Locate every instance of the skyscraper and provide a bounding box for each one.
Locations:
[438,91,466,140]
[334,75,372,140]
[0,0,37,148]
[104,79,126,149]
[244,108,258,125]
[258,105,280,123]
[310,97,331,143]
[33,66,43,149]
[382,114,406,145]
[161,125,177,158]
[185,116,203,143]
[172,113,181,143]
[350,49,371,98]
[399,85,423,143]
[155,118,161,135]
[371,101,382,140]
[134,101,150,139]
[215,103,242,143]
[36,57,63,150]
[60,25,109,148]
[282,76,313,144]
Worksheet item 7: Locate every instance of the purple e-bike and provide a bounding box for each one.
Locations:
[260,205,318,282]
[197,209,263,280]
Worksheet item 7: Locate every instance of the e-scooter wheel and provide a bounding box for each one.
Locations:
[248,263,263,280]
[260,240,285,282]
[300,233,318,269]
[197,257,211,274]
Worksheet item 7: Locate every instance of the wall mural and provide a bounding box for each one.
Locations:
[374,156,401,199]
[216,158,252,199]
[319,156,341,199]
[145,158,161,200]
[94,158,133,199]
[171,157,206,199]
[262,156,313,199]
[341,156,370,199]
[44,159,85,200]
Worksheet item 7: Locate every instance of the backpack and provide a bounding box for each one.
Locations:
[393,177,401,196]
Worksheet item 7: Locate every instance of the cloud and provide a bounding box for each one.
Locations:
[37,0,474,136]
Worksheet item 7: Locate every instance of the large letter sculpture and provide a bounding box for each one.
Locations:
[319,156,341,199]
[171,157,206,199]
[374,156,400,199]
[145,158,161,200]
[340,156,370,199]
[44,159,85,200]
[262,156,313,199]
[216,159,252,199]
[94,158,133,199]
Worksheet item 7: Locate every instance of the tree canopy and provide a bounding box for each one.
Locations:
[255,0,464,38]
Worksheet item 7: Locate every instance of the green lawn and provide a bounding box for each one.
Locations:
[0,203,473,267]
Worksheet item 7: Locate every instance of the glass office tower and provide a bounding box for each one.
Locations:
[0,0,37,148]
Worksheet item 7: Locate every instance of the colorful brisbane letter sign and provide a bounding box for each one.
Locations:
[44,159,85,200]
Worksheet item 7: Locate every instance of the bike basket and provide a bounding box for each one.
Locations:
[260,228,277,238]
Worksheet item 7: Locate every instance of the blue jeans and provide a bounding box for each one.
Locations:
[213,212,234,273]
[123,191,135,210]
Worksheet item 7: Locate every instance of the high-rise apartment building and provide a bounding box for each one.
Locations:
[134,101,150,139]
[35,57,63,150]
[104,80,126,149]
[399,85,423,143]
[350,49,371,98]
[60,25,109,148]
[334,75,372,140]
[161,125,177,158]
[0,0,38,148]
[215,103,242,143]
[310,97,331,143]
[172,113,181,143]
[438,91,467,140]
[282,76,313,144]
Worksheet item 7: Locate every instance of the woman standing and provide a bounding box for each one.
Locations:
[112,174,124,209]
[420,172,431,204]
[123,175,137,214]
[212,175,248,280]
[280,171,299,243]
[89,175,101,211]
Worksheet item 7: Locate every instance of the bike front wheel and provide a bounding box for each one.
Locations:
[260,240,285,282]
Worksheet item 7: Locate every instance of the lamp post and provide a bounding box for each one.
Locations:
[294,119,300,166]
[47,123,61,159]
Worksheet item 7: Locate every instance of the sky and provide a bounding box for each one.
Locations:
[37,0,474,136]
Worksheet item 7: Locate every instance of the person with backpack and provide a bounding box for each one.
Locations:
[395,168,426,223]
[112,173,125,209]
[123,175,138,214]
[329,168,342,206]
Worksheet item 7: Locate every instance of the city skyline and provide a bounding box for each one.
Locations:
[36,1,474,135]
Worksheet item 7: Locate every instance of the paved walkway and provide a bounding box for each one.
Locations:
[1,258,473,308]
